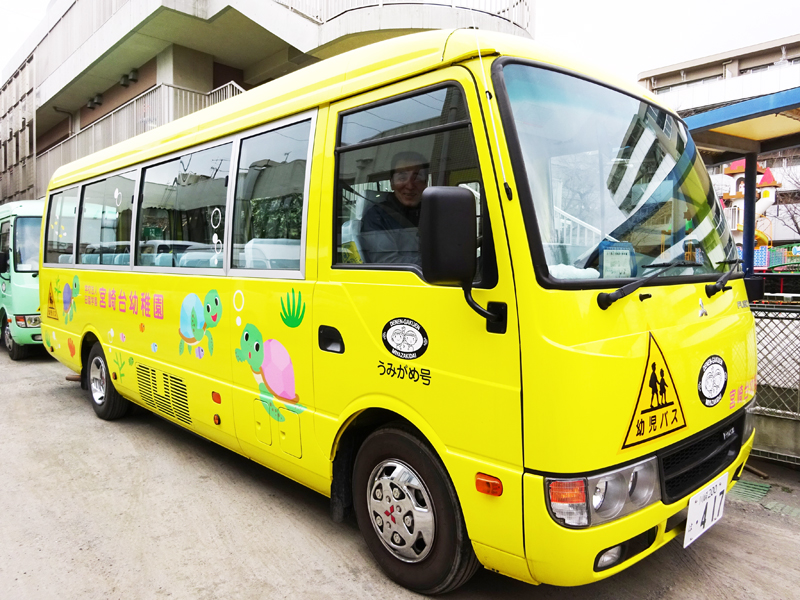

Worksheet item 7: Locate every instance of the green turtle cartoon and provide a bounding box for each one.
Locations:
[235,323,304,421]
[178,290,222,356]
[63,276,80,324]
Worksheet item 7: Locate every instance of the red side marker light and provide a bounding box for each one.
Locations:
[112,372,118,381]
[213,414,221,425]
[212,391,221,404]
[476,473,503,497]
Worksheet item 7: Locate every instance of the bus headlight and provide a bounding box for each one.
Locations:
[546,457,661,528]
[15,314,41,328]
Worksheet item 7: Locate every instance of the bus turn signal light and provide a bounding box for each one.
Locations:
[476,473,503,496]
[549,480,586,504]
[212,391,221,404]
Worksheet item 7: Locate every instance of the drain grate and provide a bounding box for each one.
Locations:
[729,480,772,502]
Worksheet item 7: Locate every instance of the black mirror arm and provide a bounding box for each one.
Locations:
[463,286,501,321]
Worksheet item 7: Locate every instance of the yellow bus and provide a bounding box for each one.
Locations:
[40,29,758,593]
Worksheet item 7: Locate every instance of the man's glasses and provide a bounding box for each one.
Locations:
[391,169,428,185]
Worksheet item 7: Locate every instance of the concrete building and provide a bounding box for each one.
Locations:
[0,0,532,204]
[639,35,800,247]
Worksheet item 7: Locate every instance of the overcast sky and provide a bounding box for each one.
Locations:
[3,0,800,82]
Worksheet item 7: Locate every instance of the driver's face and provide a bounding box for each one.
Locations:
[391,160,428,207]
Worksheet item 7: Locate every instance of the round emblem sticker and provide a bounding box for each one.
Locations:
[382,318,428,360]
[698,355,728,407]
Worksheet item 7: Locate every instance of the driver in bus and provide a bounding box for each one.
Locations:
[360,151,429,265]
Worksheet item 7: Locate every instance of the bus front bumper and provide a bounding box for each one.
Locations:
[522,431,754,586]
[7,316,43,346]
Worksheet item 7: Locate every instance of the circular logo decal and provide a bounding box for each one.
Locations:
[698,355,728,407]
[382,318,428,360]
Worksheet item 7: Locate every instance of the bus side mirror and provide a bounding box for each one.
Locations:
[419,186,477,286]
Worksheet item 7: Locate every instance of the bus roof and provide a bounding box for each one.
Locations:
[0,199,45,219]
[47,29,662,191]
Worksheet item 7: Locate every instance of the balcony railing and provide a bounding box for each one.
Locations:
[36,81,244,197]
[276,0,531,29]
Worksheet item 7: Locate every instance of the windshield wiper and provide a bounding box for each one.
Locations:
[705,259,743,298]
[597,260,701,310]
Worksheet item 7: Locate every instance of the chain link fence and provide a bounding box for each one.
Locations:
[752,305,800,420]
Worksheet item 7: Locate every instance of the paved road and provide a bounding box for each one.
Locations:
[1,347,799,599]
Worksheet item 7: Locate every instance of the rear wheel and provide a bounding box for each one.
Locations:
[352,425,479,594]
[87,342,131,420]
[3,319,26,361]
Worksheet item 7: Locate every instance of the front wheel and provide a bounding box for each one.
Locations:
[3,319,26,360]
[352,426,479,594]
[87,342,131,420]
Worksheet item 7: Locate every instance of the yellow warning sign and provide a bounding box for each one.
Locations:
[622,333,687,449]
[47,283,58,320]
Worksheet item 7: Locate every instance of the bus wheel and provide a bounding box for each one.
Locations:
[352,426,479,594]
[87,342,131,420]
[3,320,26,361]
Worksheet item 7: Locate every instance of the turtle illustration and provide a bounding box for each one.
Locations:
[235,323,304,421]
[178,290,222,356]
[63,276,80,324]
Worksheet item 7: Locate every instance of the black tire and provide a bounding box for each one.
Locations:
[87,342,131,420]
[3,319,26,361]
[352,425,479,594]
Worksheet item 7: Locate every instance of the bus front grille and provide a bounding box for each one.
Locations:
[658,412,744,504]
[136,363,192,426]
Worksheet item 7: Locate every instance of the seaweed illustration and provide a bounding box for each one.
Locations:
[280,288,306,328]
[113,352,128,378]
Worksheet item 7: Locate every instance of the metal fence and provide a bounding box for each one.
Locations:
[36,81,244,196]
[752,305,800,420]
[276,0,531,28]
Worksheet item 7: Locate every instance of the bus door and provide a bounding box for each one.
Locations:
[313,69,525,557]
[225,115,320,472]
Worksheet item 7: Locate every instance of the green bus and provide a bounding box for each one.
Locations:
[0,200,44,359]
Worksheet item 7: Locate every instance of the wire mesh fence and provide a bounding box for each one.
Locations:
[753,306,800,420]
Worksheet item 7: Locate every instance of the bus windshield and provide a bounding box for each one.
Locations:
[501,63,737,282]
[15,217,42,272]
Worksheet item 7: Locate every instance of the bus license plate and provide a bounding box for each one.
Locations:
[683,472,728,548]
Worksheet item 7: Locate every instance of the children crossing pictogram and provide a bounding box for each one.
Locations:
[47,282,58,320]
[622,333,687,449]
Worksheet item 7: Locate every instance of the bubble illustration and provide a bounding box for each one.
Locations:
[233,290,245,312]
[236,316,241,327]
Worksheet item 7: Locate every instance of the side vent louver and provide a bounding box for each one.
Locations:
[136,363,192,425]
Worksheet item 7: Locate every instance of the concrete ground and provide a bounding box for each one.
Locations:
[1,346,799,599]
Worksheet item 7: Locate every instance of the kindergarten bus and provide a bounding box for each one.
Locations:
[40,29,758,593]
[1,200,44,359]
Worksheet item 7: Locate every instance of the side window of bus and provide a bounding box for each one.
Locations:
[231,119,311,272]
[45,187,80,264]
[0,221,9,268]
[136,142,231,268]
[334,84,495,283]
[77,170,135,266]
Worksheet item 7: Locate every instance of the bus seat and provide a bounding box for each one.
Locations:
[139,254,155,266]
[101,254,116,265]
[114,253,130,265]
[341,219,365,264]
[155,253,174,267]
[58,254,74,264]
[82,254,100,264]
[178,252,218,268]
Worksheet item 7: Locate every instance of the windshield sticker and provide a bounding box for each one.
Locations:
[599,241,636,279]
[382,318,428,360]
[235,323,306,423]
[698,355,728,407]
[46,282,58,320]
[622,333,687,449]
[377,361,431,385]
[178,290,221,357]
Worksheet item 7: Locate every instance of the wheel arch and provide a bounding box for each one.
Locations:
[328,400,452,524]
[79,328,103,390]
